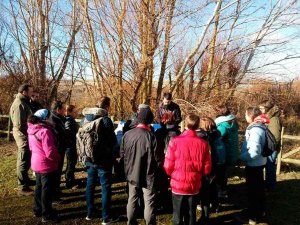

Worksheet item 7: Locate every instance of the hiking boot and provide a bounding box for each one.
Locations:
[42,216,58,223]
[18,187,34,196]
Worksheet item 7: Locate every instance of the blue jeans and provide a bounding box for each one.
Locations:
[86,165,112,220]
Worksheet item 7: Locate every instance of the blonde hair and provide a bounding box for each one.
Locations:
[200,117,216,132]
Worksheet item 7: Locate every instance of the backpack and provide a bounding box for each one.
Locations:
[248,124,277,157]
[76,117,102,165]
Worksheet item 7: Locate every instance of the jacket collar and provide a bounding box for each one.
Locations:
[215,114,236,125]
[182,129,197,137]
[136,123,151,131]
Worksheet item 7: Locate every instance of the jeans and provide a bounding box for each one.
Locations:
[172,193,197,225]
[86,165,112,220]
[34,172,56,218]
[65,147,77,183]
[13,131,31,189]
[265,151,277,191]
[127,183,156,225]
[245,166,265,221]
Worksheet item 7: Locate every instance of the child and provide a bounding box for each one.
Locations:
[240,107,269,225]
[214,104,239,198]
[196,117,226,224]
[28,109,60,223]
[164,113,211,225]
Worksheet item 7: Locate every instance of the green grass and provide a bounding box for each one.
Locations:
[1,140,300,225]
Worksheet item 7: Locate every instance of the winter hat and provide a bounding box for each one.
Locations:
[137,108,154,125]
[34,109,49,120]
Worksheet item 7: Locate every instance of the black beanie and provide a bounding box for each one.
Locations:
[137,108,154,125]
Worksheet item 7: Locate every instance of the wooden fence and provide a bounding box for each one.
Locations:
[0,115,12,141]
[276,127,300,174]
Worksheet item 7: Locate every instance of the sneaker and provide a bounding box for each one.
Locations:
[102,217,119,225]
[249,219,257,225]
[85,215,93,221]
[18,187,34,196]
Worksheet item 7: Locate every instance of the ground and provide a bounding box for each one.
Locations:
[0,139,300,225]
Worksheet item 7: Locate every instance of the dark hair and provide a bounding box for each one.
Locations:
[65,105,76,116]
[246,107,262,120]
[51,100,64,111]
[259,100,275,112]
[185,113,200,130]
[200,117,216,132]
[96,96,111,109]
[18,84,32,93]
[137,108,154,125]
[215,104,231,117]
[28,115,42,124]
[163,92,172,100]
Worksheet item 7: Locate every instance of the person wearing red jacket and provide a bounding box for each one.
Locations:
[27,109,60,223]
[164,113,212,225]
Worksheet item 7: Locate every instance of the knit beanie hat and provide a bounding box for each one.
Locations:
[34,109,49,120]
[137,108,154,125]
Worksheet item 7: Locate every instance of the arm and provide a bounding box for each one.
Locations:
[202,143,212,176]
[42,129,60,162]
[163,139,176,175]
[240,128,264,161]
[269,117,281,143]
[173,104,182,124]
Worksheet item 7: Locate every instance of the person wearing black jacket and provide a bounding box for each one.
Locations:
[120,108,163,225]
[155,93,182,126]
[48,100,66,202]
[83,97,118,224]
[64,105,79,188]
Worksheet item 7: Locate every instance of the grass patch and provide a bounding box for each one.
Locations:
[1,141,300,225]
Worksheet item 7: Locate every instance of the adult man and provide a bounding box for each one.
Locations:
[83,97,118,224]
[48,100,66,202]
[121,108,163,225]
[10,83,34,195]
[156,93,182,126]
[30,90,43,113]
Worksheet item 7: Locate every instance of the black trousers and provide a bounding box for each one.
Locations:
[245,166,265,220]
[34,172,56,217]
[54,148,65,198]
[172,193,197,225]
[65,147,77,183]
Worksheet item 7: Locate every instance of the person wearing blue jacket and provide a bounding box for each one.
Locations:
[240,107,269,225]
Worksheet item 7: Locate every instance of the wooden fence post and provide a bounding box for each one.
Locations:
[7,117,11,141]
[276,127,285,175]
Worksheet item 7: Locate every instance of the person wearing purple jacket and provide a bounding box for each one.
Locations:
[27,109,60,223]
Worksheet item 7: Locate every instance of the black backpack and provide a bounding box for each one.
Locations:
[248,124,277,157]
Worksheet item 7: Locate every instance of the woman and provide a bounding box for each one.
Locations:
[65,104,79,188]
[240,107,269,225]
[28,109,60,223]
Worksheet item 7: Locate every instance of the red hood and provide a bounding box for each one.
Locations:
[253,114,270,124]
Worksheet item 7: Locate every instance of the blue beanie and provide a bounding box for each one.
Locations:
[34,109,49,120]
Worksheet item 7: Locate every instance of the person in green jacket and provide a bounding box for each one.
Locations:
[259,100,282,191]
[215,105,239,198]
[10,83,34,195]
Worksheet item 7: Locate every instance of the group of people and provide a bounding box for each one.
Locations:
[9,84,282,225]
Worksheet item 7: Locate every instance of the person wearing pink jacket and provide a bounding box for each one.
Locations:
[27,109,60,223]
[164,113,211,225]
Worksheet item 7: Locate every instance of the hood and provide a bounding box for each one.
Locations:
[82,107,108,117]
[253,114,270,124]
[27,122,45,135]
[266,105,280,118]
[215,114,236,125]
[16,93,30,103]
